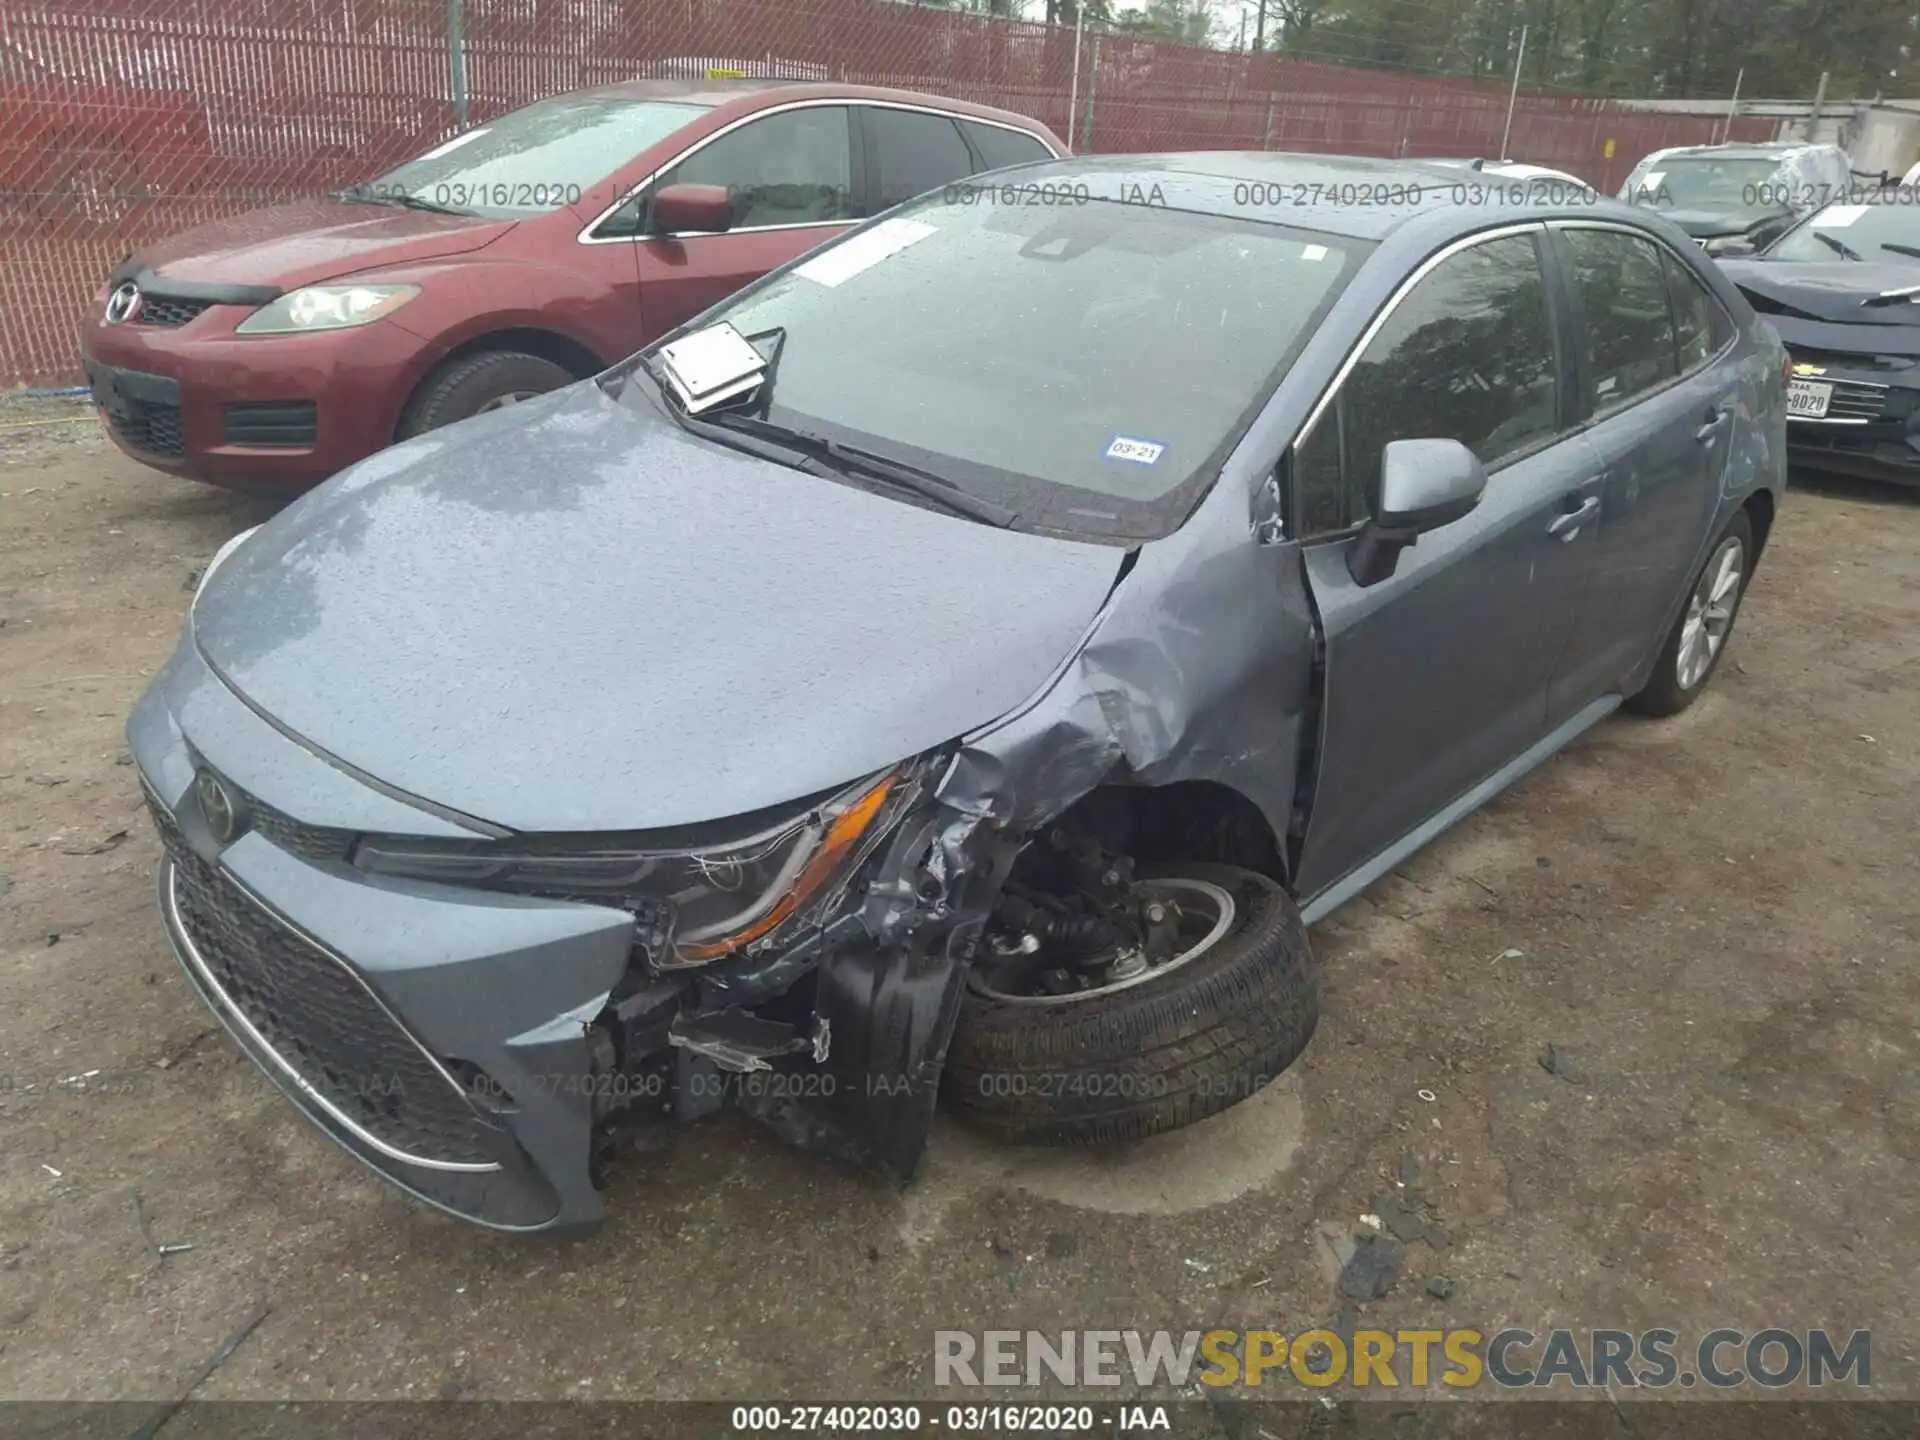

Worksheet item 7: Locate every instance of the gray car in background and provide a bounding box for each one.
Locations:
[129,153,1788,1235]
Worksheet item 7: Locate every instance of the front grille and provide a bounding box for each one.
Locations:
[108,400,185,459]
[1788,347,1914,373]
[223,401,317,448]
[1825,381,1888,421]
[135,295,211,327]
[147,795,499,1168]
[245,799,354,862]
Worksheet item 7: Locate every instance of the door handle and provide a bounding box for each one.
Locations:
[1696,407,1732,444]
[1547,494,1600,540]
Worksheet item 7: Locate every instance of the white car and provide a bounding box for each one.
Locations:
[1420,158,1593,189]
[1618,142,1854,252]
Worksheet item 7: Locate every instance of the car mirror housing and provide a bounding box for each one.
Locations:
[1348,438,1487,587]
[1707,236,1758,258]
[651,183,734,235]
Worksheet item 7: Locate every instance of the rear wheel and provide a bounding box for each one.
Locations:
[944,863,1318,1146]
[1627,509,1753,717]
[398,350,575,439]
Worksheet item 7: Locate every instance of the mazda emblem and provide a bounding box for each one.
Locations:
[104,281,141,325]
[194,768,246,845]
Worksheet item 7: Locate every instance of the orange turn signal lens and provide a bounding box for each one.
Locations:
[671,772,899,964]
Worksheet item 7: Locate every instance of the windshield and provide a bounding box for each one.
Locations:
[353,97,708,217]
[1626,156,1787,216]
[1767,198,1920,262]
[637,195,1362,541]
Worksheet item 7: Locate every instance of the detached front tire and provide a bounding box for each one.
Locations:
[398,350,575,439]
[944,863,1318,1146]
[1627,509,1753,717]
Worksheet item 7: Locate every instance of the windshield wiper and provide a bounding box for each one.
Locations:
[711,413,1017,528]
[330,185,475,217]
[1811,230,1863,261]
[1881,242,1920,261]
[628,360,1016,529]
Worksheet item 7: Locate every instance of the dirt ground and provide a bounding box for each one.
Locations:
[0,393,1916,1409]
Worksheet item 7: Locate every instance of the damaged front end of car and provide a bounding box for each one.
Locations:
[416,751,1027,1198]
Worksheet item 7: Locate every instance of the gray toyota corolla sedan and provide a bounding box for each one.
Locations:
[130,153,1788,1234]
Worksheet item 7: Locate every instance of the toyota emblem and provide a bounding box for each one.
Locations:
[193,768,246,845]
[104,281,141,325]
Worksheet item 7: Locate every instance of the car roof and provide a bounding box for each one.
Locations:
[1655,142,1837,161]
[1419,158,1588,182]
[563,76,1058,136]
[995,151,1647,241]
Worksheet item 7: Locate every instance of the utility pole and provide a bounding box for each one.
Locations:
[447,0,469,128]
[1718,67,1744,144]
[1500,24,1528,161]
[1807,70,1830,141]
[1067,7,1085,153]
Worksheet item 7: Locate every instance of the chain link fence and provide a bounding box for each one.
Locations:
[1,0,1772,388]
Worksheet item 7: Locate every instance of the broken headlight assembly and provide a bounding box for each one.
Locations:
[351,766,911,968]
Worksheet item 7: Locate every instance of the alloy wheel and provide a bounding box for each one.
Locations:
[1676,535,1745,691]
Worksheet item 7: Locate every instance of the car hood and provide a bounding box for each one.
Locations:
[1720,260,1920,327]
[134,198,516,290]
[190,382,1125,834]
[1647,207,1776,239]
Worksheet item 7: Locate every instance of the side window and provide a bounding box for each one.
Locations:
[1292,399,1346,538]
[1302,233,1558,533]
[1662,249,1725,371]
[1562,228,1678,411]
[961,120,1053,172]
[652,107,854,230]
[867,108,973,210]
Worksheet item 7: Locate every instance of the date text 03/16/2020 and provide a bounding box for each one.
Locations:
[727,1405,1174,1432]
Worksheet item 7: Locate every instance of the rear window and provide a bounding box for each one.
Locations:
[963,120,1054,171]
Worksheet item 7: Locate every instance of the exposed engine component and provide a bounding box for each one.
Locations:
[977,825,1196,996]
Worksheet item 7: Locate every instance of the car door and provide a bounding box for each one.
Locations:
[1290,226,1604,905]
[1544,224,1738,720]
[618,104,861,341]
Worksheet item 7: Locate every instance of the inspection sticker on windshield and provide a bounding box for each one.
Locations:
[795,217,937,288]
[1813,204,1868,228]
[1105,436,1166,466]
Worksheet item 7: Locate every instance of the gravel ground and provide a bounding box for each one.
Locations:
[1,395,1915,1411]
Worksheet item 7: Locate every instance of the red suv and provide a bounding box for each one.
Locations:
[79,79,1062,493]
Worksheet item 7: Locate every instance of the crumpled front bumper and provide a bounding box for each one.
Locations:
[131,632,635,1234]
[1775,329,1920,484]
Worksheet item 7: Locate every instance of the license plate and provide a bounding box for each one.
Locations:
[89,368,132,420]
[1786,378,1833,418]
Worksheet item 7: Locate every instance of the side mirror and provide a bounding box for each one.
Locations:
[1707,236,1757,259]
[1348,438,1487,587]
[651,183,733,235]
